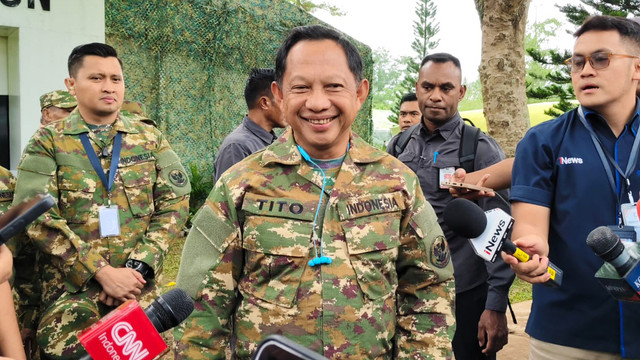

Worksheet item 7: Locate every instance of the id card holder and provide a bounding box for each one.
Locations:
[606,224,637,243]
[98,205,120,237]
[439,167,455,190]
[621,202,640,242]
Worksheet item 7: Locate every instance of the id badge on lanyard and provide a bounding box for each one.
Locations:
[80,132,123,238]
[578,107,640,241]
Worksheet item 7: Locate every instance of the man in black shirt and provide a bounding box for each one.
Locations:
[213,68,285,181]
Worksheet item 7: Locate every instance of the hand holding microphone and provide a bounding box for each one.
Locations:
[79,287,194,360]
[444,198,563,287]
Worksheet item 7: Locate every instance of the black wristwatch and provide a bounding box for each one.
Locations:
[125,259,154,281]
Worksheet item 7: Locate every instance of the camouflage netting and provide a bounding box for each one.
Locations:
[105,0,373,178]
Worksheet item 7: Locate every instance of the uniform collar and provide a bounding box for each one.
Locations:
[243,116,277,143]
[261,127,387,166]
[581,98,640,136]
[62,108,140,135]
[419,112,463,139]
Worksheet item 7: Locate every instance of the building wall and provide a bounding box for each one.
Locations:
[0,0,105,169]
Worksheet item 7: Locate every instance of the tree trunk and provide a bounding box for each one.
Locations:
[474,0,531,157]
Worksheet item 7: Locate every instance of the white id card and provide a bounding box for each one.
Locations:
[439,167,455,189]
[98,205,120,237]
[621,202,640,242]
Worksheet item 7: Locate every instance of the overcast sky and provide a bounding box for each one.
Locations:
[314,0,579,82]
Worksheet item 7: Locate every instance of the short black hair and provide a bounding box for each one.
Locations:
[244,68,276,110]
[68,43,123,77]
[275,24,363,84]
[574,16,640,52]
[420,52,462,71]
[400,92,417,105]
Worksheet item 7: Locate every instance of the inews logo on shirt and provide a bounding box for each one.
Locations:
[558,156,584,165]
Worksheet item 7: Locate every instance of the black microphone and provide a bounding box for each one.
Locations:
[79,287,195,360]
[586,226,640,302]
[144,286,194,333]
[444,198,563,287]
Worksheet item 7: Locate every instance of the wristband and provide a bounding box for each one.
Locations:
[125,259,154,280]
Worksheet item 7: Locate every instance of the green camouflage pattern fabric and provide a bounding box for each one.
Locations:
[13,109,191,359]
[39,90,77,111]
[0,166,15,214]
[121,100,148,117]
[1,166,42,359]
[121,100,157,128]
[174,128,456,360]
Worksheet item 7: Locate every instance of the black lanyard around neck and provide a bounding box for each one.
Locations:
[79,131,122,203]
[577,107,640,216]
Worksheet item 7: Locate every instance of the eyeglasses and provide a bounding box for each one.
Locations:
[565,51,639,73]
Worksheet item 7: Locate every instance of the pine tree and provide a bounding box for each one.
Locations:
[388,0,439,124]
[527,0,639,116]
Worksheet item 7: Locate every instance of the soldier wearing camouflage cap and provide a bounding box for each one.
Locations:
[175,25,455,359]
[39,90,76,127]
[13,43,191,359]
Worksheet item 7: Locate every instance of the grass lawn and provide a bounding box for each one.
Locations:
[460,102,557,132]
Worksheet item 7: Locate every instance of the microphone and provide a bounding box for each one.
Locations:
[586,226,640,302]
[444,198,563,287]
[79,287,194,360]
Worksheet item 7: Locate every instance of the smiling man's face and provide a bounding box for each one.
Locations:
[416,60,466,130]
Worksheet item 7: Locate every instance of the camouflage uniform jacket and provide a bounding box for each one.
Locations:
[13,109,191,305]
[1,166,42,334]
[0,166,15,216]
[175,128,456,360]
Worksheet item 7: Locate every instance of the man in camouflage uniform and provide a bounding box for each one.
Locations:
[39,90,76,127]
[13,43,190,359]
[174,25,455,359]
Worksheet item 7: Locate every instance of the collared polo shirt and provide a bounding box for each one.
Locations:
[389,113,513,312]
[511,101,640,357]
[214,116,278,181]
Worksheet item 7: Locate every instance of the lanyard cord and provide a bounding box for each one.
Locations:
[80,132,122,205]
[297,143,350,267]
[577,107,640,218]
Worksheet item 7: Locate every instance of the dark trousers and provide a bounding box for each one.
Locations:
[452,283,496,360]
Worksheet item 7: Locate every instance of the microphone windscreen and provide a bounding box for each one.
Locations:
[586,226,624,262]
[145,287,194,333]
[443,198,487,238]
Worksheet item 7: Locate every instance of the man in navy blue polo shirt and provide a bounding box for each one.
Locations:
[504,16,640,359]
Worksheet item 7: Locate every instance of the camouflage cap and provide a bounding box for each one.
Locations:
[39,90,77,111]
[121,100,148,118]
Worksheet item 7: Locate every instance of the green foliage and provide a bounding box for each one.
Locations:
[459,78,483,112]
[372,49,407,110]
[187,163,213,224]
[105,0,373,181]
[388,0,439,124]
[287,0,345,16]
[558,0,639,26]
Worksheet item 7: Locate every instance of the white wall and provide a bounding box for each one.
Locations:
[0,0,105,169]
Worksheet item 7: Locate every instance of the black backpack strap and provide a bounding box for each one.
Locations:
[392,124,420,156]
[459,120,481,173]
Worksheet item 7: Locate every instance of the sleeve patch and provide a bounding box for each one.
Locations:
[430,235,451,269]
